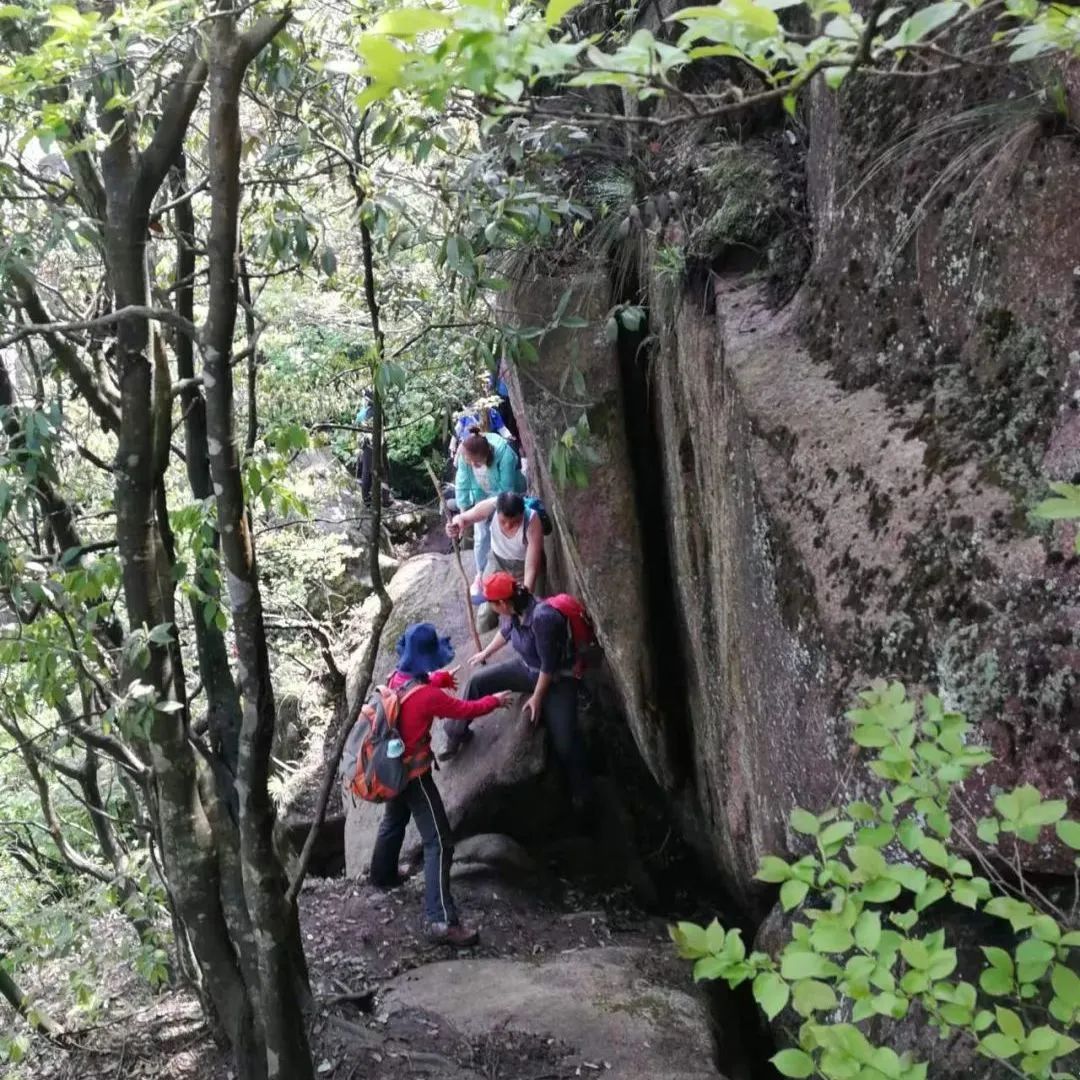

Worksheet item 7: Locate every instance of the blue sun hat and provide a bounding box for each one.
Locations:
[396,623,455,676]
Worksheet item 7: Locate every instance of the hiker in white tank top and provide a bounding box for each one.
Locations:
[491,510,529,562]
[447,491,546,631]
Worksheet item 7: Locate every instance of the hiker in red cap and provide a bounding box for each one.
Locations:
[440,573,594,819]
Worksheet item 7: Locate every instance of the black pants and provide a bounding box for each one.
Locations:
[357,439,390,504]
[497,396,520,443]
[369,771,458,926]
[453,658,592,805]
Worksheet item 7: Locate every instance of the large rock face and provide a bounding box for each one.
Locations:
[507,76,1080,911]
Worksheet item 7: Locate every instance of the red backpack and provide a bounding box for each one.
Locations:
[340,680,428,803]
[542,594,600,679]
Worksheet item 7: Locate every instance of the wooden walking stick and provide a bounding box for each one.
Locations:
[426,460,483,654]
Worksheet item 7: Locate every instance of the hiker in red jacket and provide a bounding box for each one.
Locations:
[369,622,512,947]
[442,574,593,818]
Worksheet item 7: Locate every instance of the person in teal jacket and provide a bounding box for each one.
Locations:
[452,427,525,592]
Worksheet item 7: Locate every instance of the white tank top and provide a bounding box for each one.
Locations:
[490,513,529,561]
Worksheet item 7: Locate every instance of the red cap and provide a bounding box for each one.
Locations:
[482,571,516,602]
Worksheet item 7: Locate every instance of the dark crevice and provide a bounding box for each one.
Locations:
[612,267,779,1080]
[612,271,696,793]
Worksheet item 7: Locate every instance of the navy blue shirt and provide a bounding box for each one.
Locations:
[500,597,568,675]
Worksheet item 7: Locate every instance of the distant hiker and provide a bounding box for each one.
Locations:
[488,359,520,445]
[452,429,526,592]
[354,390,391,508]
[448,403,514,462]
[365,623,513,946]
[442,574,594,820]
[448,491,547,630]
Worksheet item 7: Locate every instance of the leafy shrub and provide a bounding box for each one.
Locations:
[673,681,1080,1080]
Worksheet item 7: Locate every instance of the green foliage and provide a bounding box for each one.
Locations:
[344,0,1079,119]
[655,245,687,287]
[674,681,1080,1080]
[1030,483,1080,553]
[550,410,599,489]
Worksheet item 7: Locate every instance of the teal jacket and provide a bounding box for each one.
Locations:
[455,432,525,510]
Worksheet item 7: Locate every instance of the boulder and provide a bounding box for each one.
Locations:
[450,833,538,880]
[379,946,719,1080]
[343,554,562,877]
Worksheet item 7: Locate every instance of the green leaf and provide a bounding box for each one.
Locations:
[917,834,950,869]
[693,954,729,981]
[372,7,451,37]
[980,967,1013,997]
[1029,482,1080,520]
[1030,915,1061,944]
[670,921,709,958]
[859,878,902,903]
[1015,938,1055,968]
[790,808,819,836]
[995,1006,1024,1042]
[757,855,792,883]
[545,0,585,27]
[978,1033,1020,1059]
[770,1049,815,1078]
[900,939,930,970]
[891,1,961,46]
[781,879,810,911]
[705,919,725,954]
[781,950,840,981]
[854,911,881,952]
[1051,962,1080,1006]
[849,845,887,878]
[976,816,999,845]
[1055,819,1080,849]
[1020,799,1067,827]
[982,947,1014,974]
[793,978,838,1015]
[914,878,947,912]
[820,821,855,848]
[753,972,790,1021]
[852,723,892,748]
[927,948,957,980]
[1022,1026,1058,1054]
[810,921,854,953]
[847,801,877,822]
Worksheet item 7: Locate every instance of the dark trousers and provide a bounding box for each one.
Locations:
[357,439,390,504]
[455,658,592,805]
[369,770,458,926]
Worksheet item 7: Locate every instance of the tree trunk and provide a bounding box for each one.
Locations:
[202,11,313,1080]
[95,61,263,1079]
[171,157,245,774]
[0,953,63,1038]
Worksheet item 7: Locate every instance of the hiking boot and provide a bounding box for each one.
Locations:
[426,922,479,948]
[438,723,473,762]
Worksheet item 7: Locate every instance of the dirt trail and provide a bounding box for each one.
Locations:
[19,856,708,1080]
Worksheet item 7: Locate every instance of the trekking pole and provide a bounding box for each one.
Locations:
[425,460,483,655]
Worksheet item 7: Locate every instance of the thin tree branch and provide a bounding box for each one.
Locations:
[0,304,201,353]
[238,7,293,67]
[140,46,210,196]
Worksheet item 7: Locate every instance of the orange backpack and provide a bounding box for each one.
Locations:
[340,680,429,803]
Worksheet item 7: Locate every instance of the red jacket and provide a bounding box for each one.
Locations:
[389,671,501,759]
